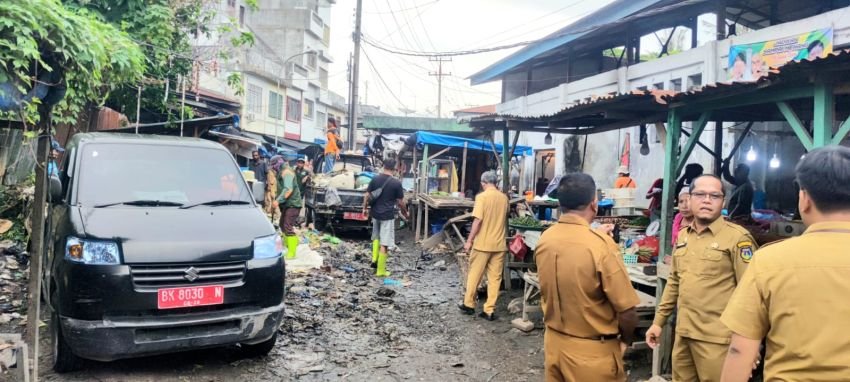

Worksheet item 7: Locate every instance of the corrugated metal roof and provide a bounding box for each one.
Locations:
[472,50,850,130]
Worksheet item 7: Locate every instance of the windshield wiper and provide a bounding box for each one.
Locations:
[93,200,185,208]
[179,200,251,209]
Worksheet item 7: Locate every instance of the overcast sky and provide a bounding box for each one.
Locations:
[327,0,616,117]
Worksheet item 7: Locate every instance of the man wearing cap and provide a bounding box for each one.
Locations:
[324,119,342,173]
[614,166,636,189]
[276,156,302,259]
[48,138,65,177]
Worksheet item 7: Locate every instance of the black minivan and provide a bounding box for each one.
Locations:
[44,133,284,372]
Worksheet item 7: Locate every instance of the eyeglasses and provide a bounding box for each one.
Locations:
[690,192,724,201]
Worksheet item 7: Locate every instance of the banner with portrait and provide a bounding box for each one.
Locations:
[728,28,833,81]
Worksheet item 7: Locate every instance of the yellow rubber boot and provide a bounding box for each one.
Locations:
[371,240,380,268]
[285,235,298,259]
[376,252,391,277]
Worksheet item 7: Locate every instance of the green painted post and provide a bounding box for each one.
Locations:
[502,127,510,193]
[659,109,682,261]
[813,81,834,148]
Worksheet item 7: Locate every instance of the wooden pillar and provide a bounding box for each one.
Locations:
[716,0,727,41]
[461,142,468,195]
[27,134,50,381]
[653,108,682,377]
[812,81,835,148]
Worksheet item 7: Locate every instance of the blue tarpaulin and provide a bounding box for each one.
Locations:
[414,131,533,156]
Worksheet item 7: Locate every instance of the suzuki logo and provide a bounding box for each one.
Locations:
[184,266,200,282]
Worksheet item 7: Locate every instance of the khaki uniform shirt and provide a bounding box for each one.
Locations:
[721,221,850,380]
[654,218,756,344]
[535,214,640,337]
[471,188,508,252]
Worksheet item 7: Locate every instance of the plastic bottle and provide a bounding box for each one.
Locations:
[383,278,402,286]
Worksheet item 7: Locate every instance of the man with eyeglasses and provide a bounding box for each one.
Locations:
[645,175,757,381]
[720,146,850,381]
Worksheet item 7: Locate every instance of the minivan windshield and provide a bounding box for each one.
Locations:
[76,143,253,208]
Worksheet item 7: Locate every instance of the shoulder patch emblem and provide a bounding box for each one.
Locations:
[737,241,754,263]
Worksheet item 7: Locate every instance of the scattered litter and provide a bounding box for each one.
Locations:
[376,287,396,297]
[286,244,324,272]
[507,297,523,314]
[382,278,402,286]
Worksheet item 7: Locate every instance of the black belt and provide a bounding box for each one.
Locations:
[559,331,619,342]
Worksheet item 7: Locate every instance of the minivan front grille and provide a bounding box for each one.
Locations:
[130,261,246,290]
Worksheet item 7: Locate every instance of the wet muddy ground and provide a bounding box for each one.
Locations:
[36,229,652,381]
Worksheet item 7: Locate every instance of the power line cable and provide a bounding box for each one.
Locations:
[361,46,410,110]
[360,2,626,58]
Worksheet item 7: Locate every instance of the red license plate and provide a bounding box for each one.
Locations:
[157,285,224,310]
[344,212,368,221]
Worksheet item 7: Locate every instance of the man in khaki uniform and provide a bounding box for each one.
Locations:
[536,173,640,382]
[459,171,508,321]
[645,175,756,381]
[721,146,850,381]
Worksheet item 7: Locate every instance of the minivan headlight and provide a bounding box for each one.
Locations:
[65,237,121,265]
[253,234,283,259]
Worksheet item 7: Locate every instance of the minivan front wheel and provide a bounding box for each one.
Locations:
[51,310,83,373]
[241,332,277,357]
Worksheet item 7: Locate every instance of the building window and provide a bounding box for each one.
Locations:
[268,91,284,119]
[319,68,328,89]
[286,97,302,122]
[307,52,317,69]
[239,6,245,27]
[304,99,315,120]
[247,84,262,115]
[228,0,236,7]
[317,111,326,126]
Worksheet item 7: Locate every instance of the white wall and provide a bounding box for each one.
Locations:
[492,7,850,207]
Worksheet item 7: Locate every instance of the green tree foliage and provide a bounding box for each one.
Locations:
[66,0,257,123]
[0,0,145,125]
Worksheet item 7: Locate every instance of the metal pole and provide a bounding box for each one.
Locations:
[276,77,281,147]
[813,81,834,148]
[135,84,142,134]
[349,0,363,150]
[180,76,186,137]
[461,141,468,195]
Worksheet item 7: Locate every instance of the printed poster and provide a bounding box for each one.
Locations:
[728,28,833,81]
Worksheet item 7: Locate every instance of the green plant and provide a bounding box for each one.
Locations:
[0,0,145,125]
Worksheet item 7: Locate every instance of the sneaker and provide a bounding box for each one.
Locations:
[478,311,497,321]
[457,304,475,315]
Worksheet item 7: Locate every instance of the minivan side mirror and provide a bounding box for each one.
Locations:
[251,181,265,205]
[48,176,63,204]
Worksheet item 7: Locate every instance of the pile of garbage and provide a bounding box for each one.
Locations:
[279,232,456,376]
[0,241,28,334]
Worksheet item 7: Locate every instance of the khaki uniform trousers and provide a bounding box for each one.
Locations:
[672,334,727,382]
[544,329,625,382]
[463,250,504,314]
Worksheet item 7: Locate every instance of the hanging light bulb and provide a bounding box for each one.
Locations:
[746,145,757,162]
[770,153,780,169]
[544,132,553,145]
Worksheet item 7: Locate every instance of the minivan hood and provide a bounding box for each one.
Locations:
[75,207,274,264]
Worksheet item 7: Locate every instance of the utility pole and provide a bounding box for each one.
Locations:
[348,0,363,150]
[428,56,451,118]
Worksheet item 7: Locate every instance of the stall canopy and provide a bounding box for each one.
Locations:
[414,131,533,156]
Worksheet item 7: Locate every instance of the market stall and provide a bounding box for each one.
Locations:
[471,51,850,377]
[404,131,533,242]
